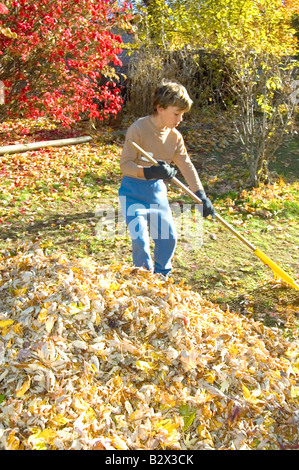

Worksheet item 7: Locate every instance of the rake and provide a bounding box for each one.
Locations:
[129,140,299,291]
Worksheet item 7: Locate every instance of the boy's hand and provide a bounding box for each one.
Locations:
[195,190,215,218]
[144,160,177,180]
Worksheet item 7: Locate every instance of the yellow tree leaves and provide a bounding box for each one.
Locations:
[284,0,299,15]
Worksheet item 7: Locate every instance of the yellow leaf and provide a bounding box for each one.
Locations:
[198,424,213,439]
[6,431,20,450]
[28,428,57,450]
[154,419,181,446]
[201,404,212,420]
[99,280,120,291]
[242,384,262,404]
[12,323,23,335]
[290,386,299,398]
[136,360,154,371]
[264,416,275,427]
[13,287,27,296]
[210,418,223,430]
[38,308,48,322]
[86,407,96,420]
[45,315,56,333]
[197,425,214,447]
[110,282,120,291]
[73,395,90,410]
[16,378,31,398]
[228,343,239,355]
[204,371,216,384]
[154,418,175,431]
[197,424,206,437]
[110,435,128,450]
[51,414,69,427]
[242,384,251,399]
[0,320,14,328]
[67,303,85,315]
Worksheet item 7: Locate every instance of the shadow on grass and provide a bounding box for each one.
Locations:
[0,211,96,241]
[217,281,299,335]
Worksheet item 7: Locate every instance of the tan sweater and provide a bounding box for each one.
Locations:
[120,116,203,193]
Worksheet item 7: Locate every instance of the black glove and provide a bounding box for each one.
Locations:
[195,189,215,218]
[143,160,177,180]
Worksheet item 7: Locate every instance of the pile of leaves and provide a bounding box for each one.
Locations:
[0,244,298,450]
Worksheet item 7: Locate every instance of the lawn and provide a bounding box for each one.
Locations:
[0,115,299,450]
[0,115,298,339]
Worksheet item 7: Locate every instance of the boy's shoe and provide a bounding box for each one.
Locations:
[155,273,169,282]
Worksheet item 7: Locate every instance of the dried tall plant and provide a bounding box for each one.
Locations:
[126,46,229,116]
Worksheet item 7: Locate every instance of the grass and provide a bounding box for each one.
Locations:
[0,115,298,339]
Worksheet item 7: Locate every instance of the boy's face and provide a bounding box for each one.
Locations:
[156,105,185,129]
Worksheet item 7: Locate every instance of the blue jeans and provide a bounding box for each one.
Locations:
[119,176,177,275]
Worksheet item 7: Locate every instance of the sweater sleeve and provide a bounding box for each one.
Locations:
[172,134,203,193]
[120,123,143,178]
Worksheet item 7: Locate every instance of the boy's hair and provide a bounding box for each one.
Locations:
[152,79,193,114]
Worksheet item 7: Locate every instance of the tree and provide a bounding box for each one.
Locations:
[227,52,297,186]
[0,0,133,127]
[196,0,298,185]
[131,0,298,186]
[285,0,299,55]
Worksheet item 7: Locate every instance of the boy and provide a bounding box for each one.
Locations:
[119,79,214,278]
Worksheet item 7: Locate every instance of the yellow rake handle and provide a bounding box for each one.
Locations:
[129,140,299,291]
[254,249,299,290]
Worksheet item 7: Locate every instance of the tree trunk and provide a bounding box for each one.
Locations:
[0,136,92,156]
